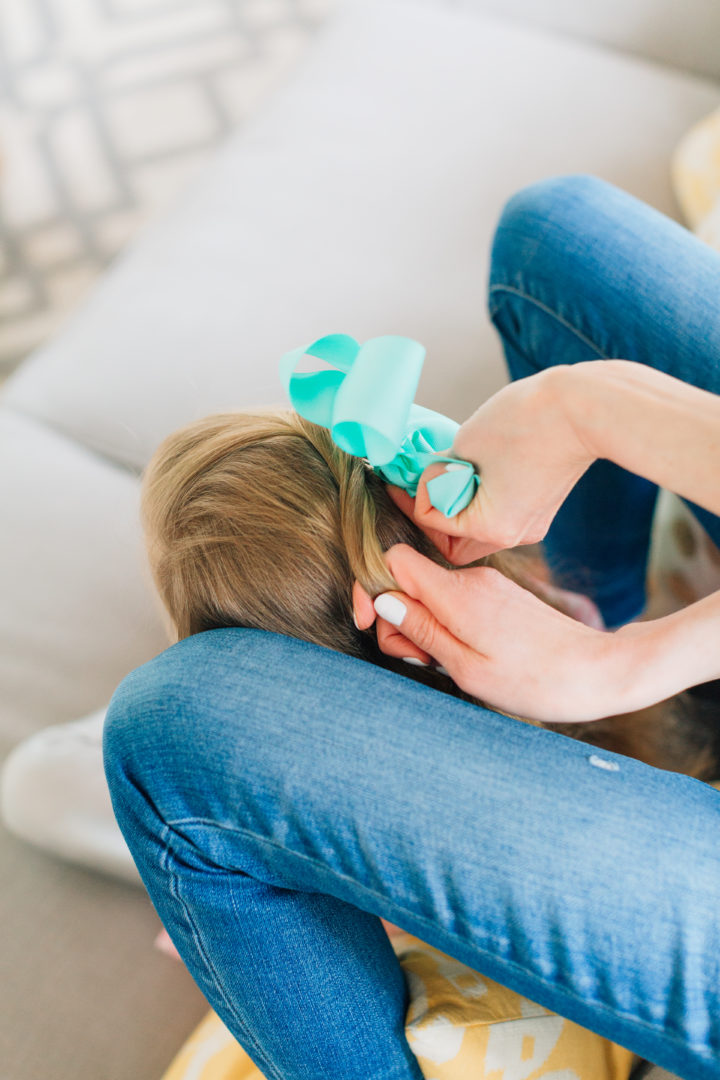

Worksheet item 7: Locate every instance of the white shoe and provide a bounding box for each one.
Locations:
[1,708,141,884]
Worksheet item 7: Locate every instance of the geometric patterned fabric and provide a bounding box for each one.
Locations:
[0,0,332,371]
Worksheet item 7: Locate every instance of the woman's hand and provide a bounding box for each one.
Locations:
[399,365,594,560]
[353,544,645,724]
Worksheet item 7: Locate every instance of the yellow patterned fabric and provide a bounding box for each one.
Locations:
[672,106,720,249]
[161,932,636,1080]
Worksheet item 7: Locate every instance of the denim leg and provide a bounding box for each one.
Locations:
[488,174,720,627]
[104,628,720,1080]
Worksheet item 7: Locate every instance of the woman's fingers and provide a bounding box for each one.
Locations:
[374,616,433,667]
[354,545,507,648]
[386,368,598,560]
[383,484,416,519]
[354,546,631,722]
[373,590,478,680]
[385,478,496,564]
[357,545,641,723]
[353,578,434,664]
[383,544,515,645]
[352,580,376,630]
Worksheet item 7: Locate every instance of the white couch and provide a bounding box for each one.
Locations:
[2,1,718,1077]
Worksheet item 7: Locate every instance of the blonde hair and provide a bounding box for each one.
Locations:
[141,407,537,702]
[141,406,720,779]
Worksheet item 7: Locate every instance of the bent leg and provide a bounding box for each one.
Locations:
[104,628,720,1080]
[488,174,720,626]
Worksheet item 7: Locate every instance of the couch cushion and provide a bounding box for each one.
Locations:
[3,0,718,473]
[0,409,166,747]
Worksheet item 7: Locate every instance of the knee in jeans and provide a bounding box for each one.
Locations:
[101,657,210,805]
[497,174,610,237]
[102,678,226,873]
[102,634,226,801]
[102,675,164,806]
[490,173,613,287]
[102,647,260,834]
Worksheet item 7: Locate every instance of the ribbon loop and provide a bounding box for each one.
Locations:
[279,333,480,518]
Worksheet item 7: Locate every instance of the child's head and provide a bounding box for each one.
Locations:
[142,408,720,777]
[141,408,461,679]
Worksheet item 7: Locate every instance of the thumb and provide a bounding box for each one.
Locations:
[373,590,477,681]
[414,463,504,559]
[386,470,496,565]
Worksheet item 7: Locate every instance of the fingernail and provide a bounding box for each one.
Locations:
[444,463,466,472]
[402,657,428,667]
[373,593,407,626]
[352,610,359,630]
[436,665,450,676]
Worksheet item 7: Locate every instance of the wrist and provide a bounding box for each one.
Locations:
[558,359,634,463]
[548,362,602,466]
[607,606,718,712]
[600,621,667,714]
[555,362,593,454]
[646,596,720,691]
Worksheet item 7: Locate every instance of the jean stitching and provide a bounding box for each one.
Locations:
[165,816,716,1058]
[488,284,611,361]
[160,823,286,1080]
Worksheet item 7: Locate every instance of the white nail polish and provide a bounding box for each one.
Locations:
[436,665,450,676]
[373,593,407,626]
[402,657,428,667]
[444,463,466,472]
[352,610,359,630]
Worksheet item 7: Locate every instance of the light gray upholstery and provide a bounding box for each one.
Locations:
[456,0,720,80]
[2,1,710,1077]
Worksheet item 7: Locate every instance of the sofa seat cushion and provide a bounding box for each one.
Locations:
[0,409,166,745]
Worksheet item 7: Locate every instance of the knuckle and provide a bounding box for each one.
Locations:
[375,620,398,656]
[523,526,548,545]
[414,495,435,523]
[475,521,514,549]
[409,607,438,655]
[495,528,526,550]
[470,565,514,612]
[474,564,506,588]
[484,516,540,550]
[452,650,479,692]
[384,542,415,577]
[386,541,414,562]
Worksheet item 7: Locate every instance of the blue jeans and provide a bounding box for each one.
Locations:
[103,176,720,1080]
[490,175,720,629]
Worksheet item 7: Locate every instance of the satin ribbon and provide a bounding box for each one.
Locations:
[279,333,480,517]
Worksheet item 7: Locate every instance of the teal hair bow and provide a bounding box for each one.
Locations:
[279,333,480,518]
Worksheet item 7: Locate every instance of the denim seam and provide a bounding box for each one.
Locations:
[487,283,610,362]
[219,866,421,1080]
[160,822,286,1080]
[165,816,716,1059]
